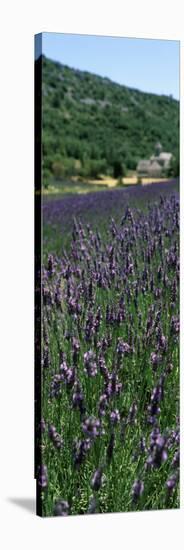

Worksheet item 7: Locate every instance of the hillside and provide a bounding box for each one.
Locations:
[40,55,179,185]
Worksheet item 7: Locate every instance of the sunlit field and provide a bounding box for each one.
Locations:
[38,179,179,516]
[42,176,172,198]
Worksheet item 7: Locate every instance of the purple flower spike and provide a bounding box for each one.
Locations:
[91,468,103,491]
[110,409,120,425]
[82,416,101,438]
[146,432,168,469]
[87,496,97,514]
[72,382,85,414]
[171,450,179,469]
[48,424,63,449]
[106,432,115,463]
[127,402,137,425]
[48,424,56,437]
[47,254,55,277]
[98,393,108,417]
[73,438,91,468]
[84,350,97,377]
[37,464,48,489]
[150,352,161,370]
[54,500,69,516]
[72,337,80,365]
[166,474,178,492]
[132,480,144,502]
[116,339,131,355]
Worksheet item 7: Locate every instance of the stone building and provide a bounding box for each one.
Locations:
[137,142,172,177]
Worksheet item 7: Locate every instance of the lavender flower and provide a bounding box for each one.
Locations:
[50,374,62,399]
[131,480,144,502]
[60,362,75,388]
[116,339,131,356]
[98,355,109,380]
[82,416,102,438]
[146,433,168,469]
[171,316,179,336]
[73,438,91,468]
[171,450,179,469]
[87,496,97,514]
[48,424,63,449]
[37,464,48,489]
[98,393,108,417]
[91,468,103,491]
[47,254,55,277]
[84,350,97,377]
[147,382,164,423]
[150,351,161,370]
[106,431,115,463]
[72,337,80,365]
[53,500,69,516]
[110,409,120,425]
[127,402,137,425]
[139,436,147,453]
[72,382,85,414]
[105,373,122,398]
[166,474,178,493]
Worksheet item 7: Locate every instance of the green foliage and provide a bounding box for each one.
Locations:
[52,159,65,179]
[116,176,125,187]
[40,55,179,181]
[113,160,126,179]
[42,168,51,188]
[166,154,180,178]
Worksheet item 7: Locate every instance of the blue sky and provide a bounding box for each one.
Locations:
[37,33,179,100]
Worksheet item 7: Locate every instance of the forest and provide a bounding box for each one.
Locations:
[41,55,179,185]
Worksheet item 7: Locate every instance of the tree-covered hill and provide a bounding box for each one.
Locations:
[40,55,179,184]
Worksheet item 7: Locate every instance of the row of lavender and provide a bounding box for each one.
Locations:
[39,191,179,516]
[42,179,179,256]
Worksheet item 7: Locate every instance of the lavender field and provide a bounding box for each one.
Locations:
[39,180,179,516]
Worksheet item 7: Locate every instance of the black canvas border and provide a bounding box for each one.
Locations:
[34,33,43,517]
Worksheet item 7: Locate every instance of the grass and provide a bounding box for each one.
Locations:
[43,178,108,198]
[42,175,172,199]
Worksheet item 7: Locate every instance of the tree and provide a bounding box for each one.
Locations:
[167,154,179,178]
[112,160,126,179]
